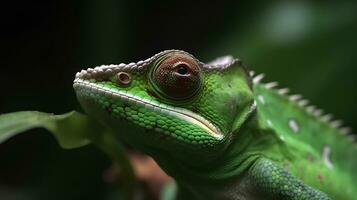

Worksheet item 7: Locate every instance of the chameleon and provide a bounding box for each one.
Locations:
[73,50,357,200]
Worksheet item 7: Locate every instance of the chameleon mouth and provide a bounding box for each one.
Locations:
[73,79,223,140]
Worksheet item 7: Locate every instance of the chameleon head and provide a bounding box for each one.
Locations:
[73,50,254,163]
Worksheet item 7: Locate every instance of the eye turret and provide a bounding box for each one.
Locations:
[150,53,203,101]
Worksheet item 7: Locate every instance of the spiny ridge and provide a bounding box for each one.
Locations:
[250,71,356,145]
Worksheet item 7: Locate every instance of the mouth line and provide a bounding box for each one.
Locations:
[73,79,223,140]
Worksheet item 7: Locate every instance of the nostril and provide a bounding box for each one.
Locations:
[116,72,131,86]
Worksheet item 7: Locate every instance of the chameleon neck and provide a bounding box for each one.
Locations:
[152,112,277,199]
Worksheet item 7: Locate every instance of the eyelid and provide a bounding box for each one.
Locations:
[172,61,189,68]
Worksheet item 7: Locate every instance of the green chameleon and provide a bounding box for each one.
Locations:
[73,50,356,200]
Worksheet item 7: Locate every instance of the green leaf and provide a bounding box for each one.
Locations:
[0,111,92,148]
[0,111,136,199]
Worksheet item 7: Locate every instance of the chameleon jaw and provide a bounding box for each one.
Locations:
[73,79,224,140]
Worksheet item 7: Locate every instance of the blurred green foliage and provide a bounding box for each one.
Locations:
[0,0,356,199]
[0,111,135,199]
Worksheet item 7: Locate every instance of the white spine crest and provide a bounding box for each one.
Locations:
[250,71,355,144]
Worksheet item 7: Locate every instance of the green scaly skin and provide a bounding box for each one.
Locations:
[73,50,356,200]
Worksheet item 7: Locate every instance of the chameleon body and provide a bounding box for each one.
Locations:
[73,50,356,200]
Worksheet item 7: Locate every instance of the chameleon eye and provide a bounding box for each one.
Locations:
[176,64,189,75]
[150,53,203,101]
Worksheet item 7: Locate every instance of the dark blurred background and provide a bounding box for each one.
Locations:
[0,0,356,199]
